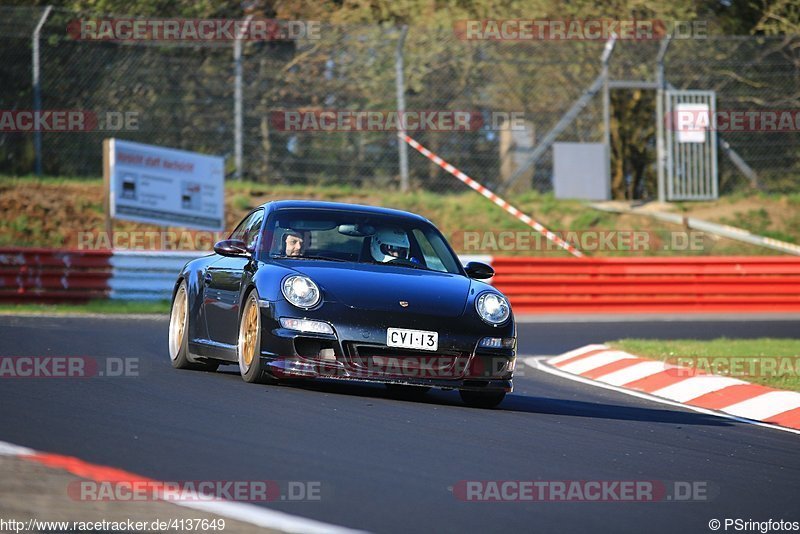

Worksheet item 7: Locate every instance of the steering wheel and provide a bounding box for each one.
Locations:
[389,257,420,267]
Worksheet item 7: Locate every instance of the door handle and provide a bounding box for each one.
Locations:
[203,271,212,285]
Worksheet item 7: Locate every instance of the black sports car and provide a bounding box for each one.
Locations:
[168,200,516,408]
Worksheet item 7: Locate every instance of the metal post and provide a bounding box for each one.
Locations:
[32,6,53,177]
[499,70,613,193]
[395,25,409,192]
[655,36,672,203]
[233,15,252,181]
[600,35,616,194]
[602,65,610,181]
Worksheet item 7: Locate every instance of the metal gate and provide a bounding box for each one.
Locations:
[663,90,718,200]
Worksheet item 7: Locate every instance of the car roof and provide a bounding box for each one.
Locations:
[258,200,432,224]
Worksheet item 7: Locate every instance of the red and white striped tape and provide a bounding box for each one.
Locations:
[399,133,584,258]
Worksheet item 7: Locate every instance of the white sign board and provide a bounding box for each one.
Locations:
[553,142,610,201]
[675,103,710,143]
[105,139,225,230]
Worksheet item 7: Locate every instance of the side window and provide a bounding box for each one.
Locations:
[229,214,252,241]
[230,210,264,250]
[242,210,264,249]
[412,229,447,272]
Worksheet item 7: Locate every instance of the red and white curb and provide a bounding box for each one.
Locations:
[525,345,800,434]
[0,439,363,534]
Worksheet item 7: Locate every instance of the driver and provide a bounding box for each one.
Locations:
[281,230,307,257]
[370,228,410,263]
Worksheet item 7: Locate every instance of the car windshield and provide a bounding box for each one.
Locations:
[263,208,462,275]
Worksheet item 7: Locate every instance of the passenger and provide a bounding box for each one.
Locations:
[370,228,411,262]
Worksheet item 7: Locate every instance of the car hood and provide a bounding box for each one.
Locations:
[285,261,471,317]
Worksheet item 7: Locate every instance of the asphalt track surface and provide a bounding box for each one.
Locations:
[0,315,798,533]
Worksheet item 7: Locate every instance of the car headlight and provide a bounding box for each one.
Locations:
[279,317,334,334]
[281,275,321,309]
[476,292,510,325]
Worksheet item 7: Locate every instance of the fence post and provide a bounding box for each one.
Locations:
[233,15,252,181]
[395,25,409,192]
[601,34,616,194]
[655,36,671,203]
[32,5,53,177]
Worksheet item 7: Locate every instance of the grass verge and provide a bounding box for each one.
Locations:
[0,300,170,315]
[608,338,800,392]
[2,175,797,255]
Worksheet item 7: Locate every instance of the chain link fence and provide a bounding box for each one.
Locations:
[1,5,798,196]
[667,36,800,194]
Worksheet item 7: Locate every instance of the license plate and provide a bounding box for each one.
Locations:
[386,328,438,351]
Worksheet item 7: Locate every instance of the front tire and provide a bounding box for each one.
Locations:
[169,280,218,372]
[459,390,506,409]
[238,289,271,384]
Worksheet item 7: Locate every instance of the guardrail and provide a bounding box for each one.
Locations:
[492,256,800,313]
[0,248,112,302]
[2,249,493,303]
[109,250,207,300]
[4,249,800,313]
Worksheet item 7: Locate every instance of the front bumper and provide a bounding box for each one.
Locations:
[257,300,515,392]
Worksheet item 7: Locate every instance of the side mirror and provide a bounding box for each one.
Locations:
[464,261,494,280]
[214,239,250,257]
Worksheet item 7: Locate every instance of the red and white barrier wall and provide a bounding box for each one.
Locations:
[0,248,113,302]
[2,249,800,312]
[490,256,800,314]
[0,249,205,302]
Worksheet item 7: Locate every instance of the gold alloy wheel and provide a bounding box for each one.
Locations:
[239,295,259,370]
[168,284,187,361]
